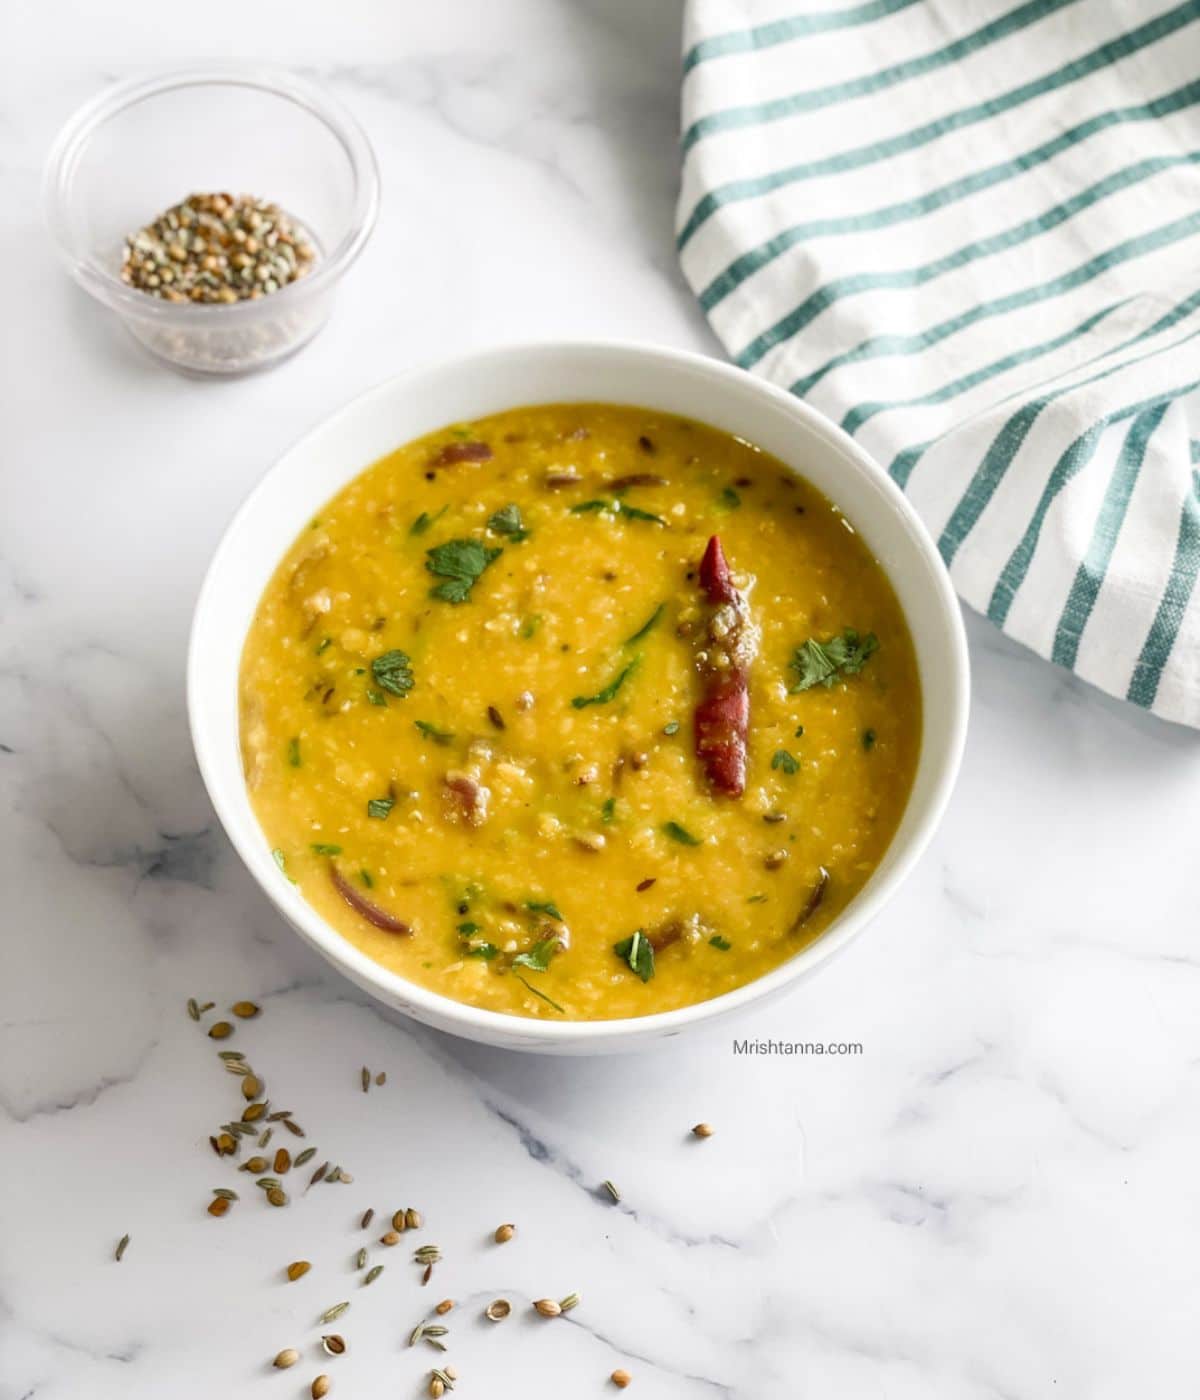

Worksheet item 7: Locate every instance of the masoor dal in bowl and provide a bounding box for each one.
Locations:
[238,403,920,1021]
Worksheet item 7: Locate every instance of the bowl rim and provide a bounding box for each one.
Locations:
[188,340,969,1046]
[41,62,380,322]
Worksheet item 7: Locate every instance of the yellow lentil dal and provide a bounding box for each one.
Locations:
[239,404,920,1020]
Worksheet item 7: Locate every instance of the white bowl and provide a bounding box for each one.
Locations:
[189,343,969,1053]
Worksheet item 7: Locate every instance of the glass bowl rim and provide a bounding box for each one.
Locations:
[41,62,381,323]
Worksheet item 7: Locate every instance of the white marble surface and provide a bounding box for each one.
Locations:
[4,4,1200,1397]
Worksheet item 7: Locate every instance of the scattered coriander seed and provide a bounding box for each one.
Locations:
[444,1368,458,1382]
[485,1299,511,1322]
[208,1021,233,1040]
[611,1369,632,1388]
[692,1122,714,1138]
[241,1156,268,1174]
[406,1208,422,1230]
[266,1187,288,1207]
[355,1247,368,1270]
[242,1101,267,1123]
[534,1298,562,1318]
[312,1375,331,1399]
[494,1223,515,1244]
[215,1133,236,1155]
[114,1233,130,1262]
[429,1377,445,1399]
[321,1335,346,1357]
[232,1001,260,1018]
[273,1349,299,1370]
[286,1261,311,1283]
[375,1071,386,1086]
[274,1148,291,1174]
[560,1292,581,1313]
[241,1075,262,1100]
[435,1299,454,1316]
[207,1197,230,1218]
[601,1180,621,1203]
[391,1210,407,1233]
[320,1301,350,1324]
[380,1231,401,1246]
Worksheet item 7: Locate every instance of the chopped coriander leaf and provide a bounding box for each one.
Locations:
[617,501,665,524]
[601,796,616,824]
[367,796,395,820]
[521,614,542,639]
[488,504,529,541]
[425,538,503,604]
[515,974,565,1012]
[371,649,414,698]
[365,688,387,707]
[359,869,373,888]
[624,602,664,646]
[747,893,768,904]
[718,485,742,510]
[286,736,301,768]
[456,921,480,935]
[272,848,296,883]
[466,942,499,960]
[863,728,877,751]
[569,499,608,514]
[662,820,702,846]
[513,937,560,972]
[525,900,563,921]
[409,505,447,536]
[662,720,680,736]
[315,637,332,655]
[771,748,799,775]
[414,719,455,745]
[710,935,732,951]
[789,629,879,692]
[571,656,640,709]
[310,842,343,856]
[613,930,655,982]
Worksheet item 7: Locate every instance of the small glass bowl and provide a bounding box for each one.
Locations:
[42,65,379,376]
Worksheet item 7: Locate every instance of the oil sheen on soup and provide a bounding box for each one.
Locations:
[239,404,921,1020]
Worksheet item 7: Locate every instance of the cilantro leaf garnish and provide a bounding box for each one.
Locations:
[515,974,565,1012]
[569,499,664,525]
[525,900,563,921]
[367,796,395,820]
[371,649,414,698]
[513,937,560,972]
[601,797,616,824]
[465,942,498,960]
[789,629,878,692]
[662,820,701,846]
[410,505,447,537]
[571,656,640,709]
[414,719,455,745]
[488,504,529,541]
[718,485,741,510]
[286,737,301,768]
[624,602,664,646]
[771,749,799,775]
[425,538,503,603]
[310,843,343,856]
[613,930,655,982]
[710,934,732,950]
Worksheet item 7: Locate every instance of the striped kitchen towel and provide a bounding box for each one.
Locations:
[678,0,1200,727]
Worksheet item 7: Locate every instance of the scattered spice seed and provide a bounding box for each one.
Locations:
[485,1299,510,1322]
[312,1375,330,1399]
[217,1050,246,1062]
[533,1299,562,1318]
[241,1075,262,1100]
[267,1187,288,1208]
[295,1147,318,1168]
[375,1071,386,1086]
[242,1101,267,1123]
[273,1349,299,1370]
[435,1299,454,1316]
[197,1000,215,1015]
[494,1223,515,1244]
[232,1001,260,1018]
[361,1067,370,1093]
[379,1231,401,1246]
[286,1261,311,1283]
[114,1233,130,1262]
[274,1148,291,1174]
[414,1245,441,1264]
[391,1210,407,1233]
[258,1128,274,1149]
[282,1117,306,1138]
[187,998,201,1021]
[321,1335,346,1357]
[560,1292,581,1313]
[445,1369,458,1383]
[355,1247,368,1270]
[428,1377,445,1399]
[692,1121,714,1138]
[266,1109,293,1122]
[212,1187,238,1201]
[320,1301,350,1324]
[601,1180,621,1203]
[422,1264,433,1285]
[364,1265,384,1286]
[360,1208,375,1230]
[611,1369,632,1388]
[406,1208,422,1230]
[208,1197,230,1218]
[208,1021,233,1040]
[310,1162,330,1187]
[240,1156,268,1174]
